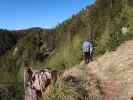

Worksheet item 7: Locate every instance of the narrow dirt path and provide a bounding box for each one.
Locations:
[86,66,132,100]
[64,40,133,100]
[85,40,133,100]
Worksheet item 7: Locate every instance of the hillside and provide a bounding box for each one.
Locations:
[0,0,133,100]
[45,0,133,69]
[1,0,133,72]
[44,40,133,100]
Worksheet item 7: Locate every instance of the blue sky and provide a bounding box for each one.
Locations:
[0,0,95,30]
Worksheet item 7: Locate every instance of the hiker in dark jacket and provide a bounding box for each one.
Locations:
[82,40,94,63]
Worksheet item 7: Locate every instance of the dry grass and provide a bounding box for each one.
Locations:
[43,40,133,100]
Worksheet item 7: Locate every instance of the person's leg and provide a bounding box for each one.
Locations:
[86,52,90,63]
[84,52,88,64]
[84,52,90,64]
[90,52,92,61]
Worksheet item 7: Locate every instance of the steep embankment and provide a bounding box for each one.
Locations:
[63,40,133,100]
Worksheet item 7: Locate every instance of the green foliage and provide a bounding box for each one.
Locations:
[1,0,133,72]
[0,29,17,56]
[0,83,24,100]
[122,6,133,40]
[1,0,133,73]
[0,1,133,100]
[46,35,84,69]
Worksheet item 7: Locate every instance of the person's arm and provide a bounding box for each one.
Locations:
[81,43,84,56]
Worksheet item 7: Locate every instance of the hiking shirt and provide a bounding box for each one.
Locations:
[82,41,93,53]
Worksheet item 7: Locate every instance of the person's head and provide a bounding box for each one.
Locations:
[90,40,93,43]
[87,39,90,42]
[27,67,33,75]
[87,39,93,43]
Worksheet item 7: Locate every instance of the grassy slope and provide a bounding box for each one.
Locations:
[1,0,133,99]
[43,1,133,100]
[44,40,133,100]
[46,0,133,69]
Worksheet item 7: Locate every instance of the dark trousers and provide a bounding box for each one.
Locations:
[84,52,91,64]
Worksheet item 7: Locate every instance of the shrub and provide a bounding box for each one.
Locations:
[46,34,84,69]
[44,77,79,100]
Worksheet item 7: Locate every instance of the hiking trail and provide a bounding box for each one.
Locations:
[25,40,133,100]
[63,40,133,100]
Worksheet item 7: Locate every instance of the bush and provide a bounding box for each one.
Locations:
[44,77,79,100]
[46,34,84,69]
